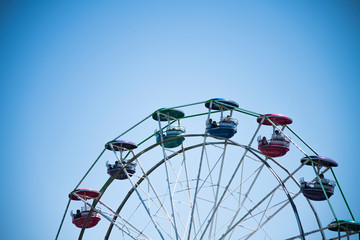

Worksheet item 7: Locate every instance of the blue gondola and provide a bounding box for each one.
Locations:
[300,177,336,201]
[153,108,186,148]
[205,98,239,139]
[207,117,238,139]
[205,98,239,110]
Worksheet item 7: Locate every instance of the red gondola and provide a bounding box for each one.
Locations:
[257,113,293,126]
[257,114,292,158]
[258,137,290,157]
[71,210,101,228]
[69,188,101,229]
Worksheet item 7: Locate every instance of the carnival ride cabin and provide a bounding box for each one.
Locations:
[205,98,239,139]
[300,156,337,201]
[69,188,101,228]
[153,108,186,148]
[257,113,292,158]
[105,140,137,180]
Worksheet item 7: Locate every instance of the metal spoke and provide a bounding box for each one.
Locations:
[156,111,180,240]
[109,143,166,240]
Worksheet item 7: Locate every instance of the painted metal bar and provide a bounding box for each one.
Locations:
[72,192,138,240]
[156,100,207,111]
[109,143,166,240]
[156,111,180,240]
[221,148,305,240]
[74,148,106,195]
[198,119,264,240]
[330,167,355,221]
[180,143,194,239]
[187,104,212,240]
[197,148,248,240]
[286,226,329,240]
[166,152,192,233]
[288,225,359,240]
[194,148,225,238]
[227,164,266,240]
[208,140,228,239]
[228,163,265,232]
[55,198,72,240]
[132,151,174,226]
[269,156,327,239]
[98,200,151,239]
[209,99,261,118]
[112,113,153,141]
[104,136,211,240]
[328,232,359,240]
[245,191,302,240]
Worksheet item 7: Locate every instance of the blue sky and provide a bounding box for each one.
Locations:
[1,1,360,239]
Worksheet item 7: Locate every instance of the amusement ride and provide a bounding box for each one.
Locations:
[56,98,360,239]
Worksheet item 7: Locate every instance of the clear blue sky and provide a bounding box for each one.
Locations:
[1,1,359,239]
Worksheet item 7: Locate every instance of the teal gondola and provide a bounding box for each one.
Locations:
[153,108,186,148]
[328,220,360,232]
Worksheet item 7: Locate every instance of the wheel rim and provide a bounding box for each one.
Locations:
[91,135,308,240]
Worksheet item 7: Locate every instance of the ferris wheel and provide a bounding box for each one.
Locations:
[56,98,360,240]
